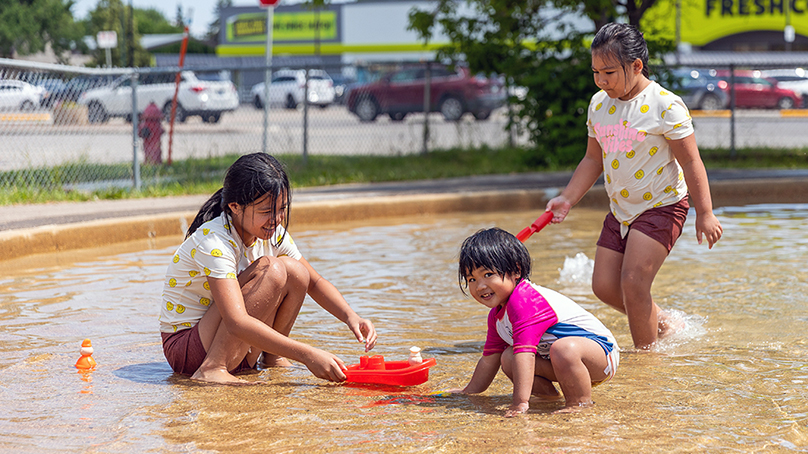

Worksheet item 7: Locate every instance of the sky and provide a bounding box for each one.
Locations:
[72,0,258,38]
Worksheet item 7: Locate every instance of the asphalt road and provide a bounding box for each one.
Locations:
[0,105,805,172]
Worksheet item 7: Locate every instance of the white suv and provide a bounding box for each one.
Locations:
[251,69,335,109]
[80,71,239,124]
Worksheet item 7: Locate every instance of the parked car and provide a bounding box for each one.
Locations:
[714,70,801,109]
[760,68,808,108]
[331,74,357,105]
[48,76,115,107]
[0,80,44,110]
[670,68,729,110]
[79,71,239,124]
[251,69,336,110]
[346,64,506,122]
[35,78,67,107]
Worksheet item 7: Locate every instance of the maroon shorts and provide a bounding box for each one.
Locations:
[161,324,254,376]
[596,197,689,254]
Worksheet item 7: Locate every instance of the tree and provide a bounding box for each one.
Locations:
[206,0,232,43]
[0,0,83,63]
[83,0,166,67]
[408,0,672,166]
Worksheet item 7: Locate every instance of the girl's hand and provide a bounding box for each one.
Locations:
[696,211,723,249]
[348,317,377,352]
[505,401,530,418]
[304,349,347,382]
[546,196,572,224]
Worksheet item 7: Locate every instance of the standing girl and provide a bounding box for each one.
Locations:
[545,23,723,349]
[159,153,377,384]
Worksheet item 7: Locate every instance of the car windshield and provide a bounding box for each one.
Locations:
[196,71,231,81]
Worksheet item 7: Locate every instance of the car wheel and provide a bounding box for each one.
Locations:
[87,101,108,123]
[253,95,263,109]
[202,112,221,123]
[284,94,297,109]
[472,110,491,121]
[20,100,35,111]
[355,96,379,122]
[698,93,723,111]
[163,102,187,123]
[440,96,464,121]
[389,112,407,121]
[318,104,328,109]
[777,96,795,110]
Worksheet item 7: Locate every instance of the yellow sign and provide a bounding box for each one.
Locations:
[226,11,337,43]
[643,0,808,46]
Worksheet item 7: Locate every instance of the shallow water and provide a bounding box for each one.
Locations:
[0,205,807,453]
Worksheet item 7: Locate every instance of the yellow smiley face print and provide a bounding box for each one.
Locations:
[660,90,669,96]
[634,169,645,179]
[595,102,602,111]
[168,278,177,288]
[661,111,667,119]
[649,146,659,156]
[166,301,174,311]
[204,267,211,276]
[606,174,612,184]
[172,255,179,263]
[200,297,211,306]
[226,273,237,279]
[611,159,620,169]
[211,249,223,257]
[203,281,210,291]
[202,228,210,235]
[620,189,629,198]
[189,270,199,277]
[627,150,635,159]
[191,248,197,258]
[664,185,673,193]
[657,166,665,175]
[608,105,616,115]
[640,105,649,113]
[643,192,653,201]
[175,304,186,314]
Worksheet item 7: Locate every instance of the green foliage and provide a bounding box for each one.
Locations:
[0,0,83,62]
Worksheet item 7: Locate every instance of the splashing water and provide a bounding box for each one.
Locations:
[654,308,708,353]
[556,252,594,287]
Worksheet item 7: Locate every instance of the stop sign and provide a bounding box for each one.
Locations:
[258,0,279,6]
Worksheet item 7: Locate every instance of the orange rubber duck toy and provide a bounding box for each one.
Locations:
[75,338,97,370]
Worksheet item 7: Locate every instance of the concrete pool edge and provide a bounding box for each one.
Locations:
[0,178,805,262]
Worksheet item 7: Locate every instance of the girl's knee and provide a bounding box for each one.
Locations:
[549,339,582,367]
[278,256,310,289]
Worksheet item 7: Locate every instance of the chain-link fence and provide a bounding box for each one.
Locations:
[1,56,807,194]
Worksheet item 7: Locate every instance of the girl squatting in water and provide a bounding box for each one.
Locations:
[159,153,377,384]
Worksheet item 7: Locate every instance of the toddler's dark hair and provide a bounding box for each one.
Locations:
[591,22,649,78]
[458,227,531,293]
[186,152,291,242]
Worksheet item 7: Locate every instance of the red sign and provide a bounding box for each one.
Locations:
[258,0,279,6]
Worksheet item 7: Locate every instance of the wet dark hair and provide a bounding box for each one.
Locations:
[186,152,291,242]
[591,22,649,78]
[458,227,532,294]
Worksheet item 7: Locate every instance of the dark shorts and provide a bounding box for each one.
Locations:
[161,324,254,376]
[596,197,689,254]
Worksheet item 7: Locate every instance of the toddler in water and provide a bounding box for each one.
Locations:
[452,228,619,415]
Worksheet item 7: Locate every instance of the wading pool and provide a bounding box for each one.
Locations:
[0,204,806,453]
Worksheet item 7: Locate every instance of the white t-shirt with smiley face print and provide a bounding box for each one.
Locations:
[587,81,693,237]
[159,211,302,334]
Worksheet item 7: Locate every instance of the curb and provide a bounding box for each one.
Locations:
[0,178,806,262]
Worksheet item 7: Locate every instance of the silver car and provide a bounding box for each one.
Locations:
[251,69,336,109]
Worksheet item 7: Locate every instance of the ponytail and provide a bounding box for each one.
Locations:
[186,188,224,239]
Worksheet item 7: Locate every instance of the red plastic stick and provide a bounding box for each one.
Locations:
[516,211,554,242]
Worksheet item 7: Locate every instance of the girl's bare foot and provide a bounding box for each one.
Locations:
[658,309,685,339]
[191,367,254,385]
[553,401,595,414]
[259,352,294,368]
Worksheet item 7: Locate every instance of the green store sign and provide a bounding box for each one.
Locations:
[644,0,808,45]
[226,11,337,43]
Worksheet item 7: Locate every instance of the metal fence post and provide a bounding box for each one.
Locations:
[303,67,309,163]
[729,64,736,159]
[131,71,141,191]
[422,61,431,155]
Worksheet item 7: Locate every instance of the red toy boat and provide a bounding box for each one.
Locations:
[345,355,437,387]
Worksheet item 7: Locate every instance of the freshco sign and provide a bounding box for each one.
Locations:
[259,0,280,6]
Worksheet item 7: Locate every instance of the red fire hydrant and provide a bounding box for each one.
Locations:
[139,101,164,165]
